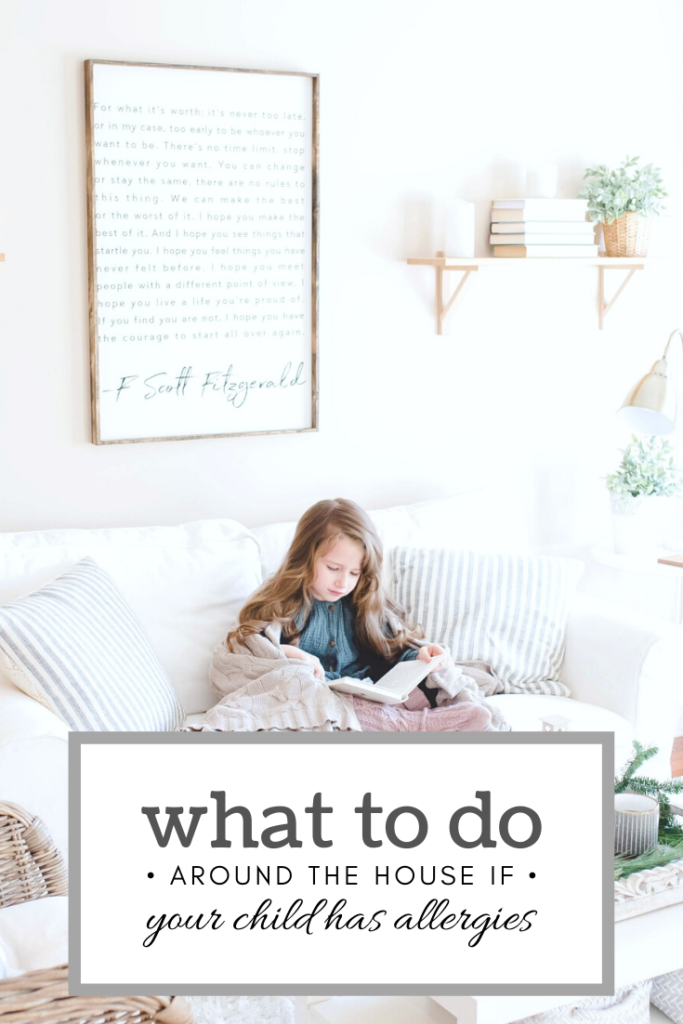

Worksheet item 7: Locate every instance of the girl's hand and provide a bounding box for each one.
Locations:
[417,644,445,674]
[280,644,325,681]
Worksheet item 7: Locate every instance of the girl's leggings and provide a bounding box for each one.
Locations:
[351,695,492,732]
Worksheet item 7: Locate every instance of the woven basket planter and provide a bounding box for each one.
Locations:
[0,803,68,910]
[0,965,195,1023]
[602,211,651,257]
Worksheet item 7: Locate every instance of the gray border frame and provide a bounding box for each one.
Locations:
[69,731,614,996]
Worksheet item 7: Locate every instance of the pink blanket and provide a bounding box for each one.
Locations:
[351,693,493,732]
[185,625,508,734]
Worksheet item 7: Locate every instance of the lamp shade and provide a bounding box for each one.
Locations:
[617,358,676,435]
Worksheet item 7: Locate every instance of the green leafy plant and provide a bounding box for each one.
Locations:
[606,434,681,501]
[579,156,667,224]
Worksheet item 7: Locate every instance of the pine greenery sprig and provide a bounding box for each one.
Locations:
[614,740,657,792]
[615,741,683,839]
[615,840,683,881]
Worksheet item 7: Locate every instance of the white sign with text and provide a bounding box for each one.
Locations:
[72,736,611,994]
[87,61,316,442]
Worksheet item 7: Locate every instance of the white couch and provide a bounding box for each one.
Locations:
[1,489,682,870]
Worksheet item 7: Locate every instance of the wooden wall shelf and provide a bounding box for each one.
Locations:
[407,254,648,335]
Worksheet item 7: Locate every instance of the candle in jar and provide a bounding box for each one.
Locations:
[614,792,659,857]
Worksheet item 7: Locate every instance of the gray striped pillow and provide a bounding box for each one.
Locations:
[0,557,185,730]
[392,548,583,697]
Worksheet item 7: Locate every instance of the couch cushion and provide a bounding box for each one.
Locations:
[402,489,532,554]
[184,710,209,726]
[392,548,583,697]
[0,735,69,867]
[486,693,634,767]
[0,558,184,731]
[251,520,297,581]
[0,520,261,715]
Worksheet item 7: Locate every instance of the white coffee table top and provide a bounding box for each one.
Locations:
[430,901,683,1024]
[306,903,683,1024]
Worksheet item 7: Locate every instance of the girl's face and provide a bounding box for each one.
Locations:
[310,535,364,602]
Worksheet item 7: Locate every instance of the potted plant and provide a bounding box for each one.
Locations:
[606,434,681,553]
[579,156,666,257]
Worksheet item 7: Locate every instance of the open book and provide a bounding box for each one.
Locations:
[328,652,446,705]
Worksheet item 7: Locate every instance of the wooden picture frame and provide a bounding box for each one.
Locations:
[85,59,319,444]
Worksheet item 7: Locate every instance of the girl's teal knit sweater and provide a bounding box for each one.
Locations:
[293,595,418,681]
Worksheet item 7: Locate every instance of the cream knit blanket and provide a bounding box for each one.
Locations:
[181,623,508,733]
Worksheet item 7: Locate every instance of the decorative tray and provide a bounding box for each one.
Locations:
[614,858,683,920]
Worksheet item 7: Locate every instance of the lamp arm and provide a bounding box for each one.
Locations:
[662,329,683,360]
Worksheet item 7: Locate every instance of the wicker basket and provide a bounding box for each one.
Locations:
[0,964,194,1023]
[0,803,68,910]
[602,211,651,257]
[0,806,193,1023]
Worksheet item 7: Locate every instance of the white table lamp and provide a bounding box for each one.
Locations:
[618,328,683,434]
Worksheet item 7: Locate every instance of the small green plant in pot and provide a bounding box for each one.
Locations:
[579,156,666,256]
[606,434,681,553]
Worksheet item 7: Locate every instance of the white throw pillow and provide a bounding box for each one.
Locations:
[251,520,298,580]
[652,969,683,1024]
[512,981,652,1023]
[392,548,584,697]
[0,519,262,714]
[405,489,532,554]
[0,896,68,979]
[0,558,184,730]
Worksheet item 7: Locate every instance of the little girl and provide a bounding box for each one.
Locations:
[227,498,494,730]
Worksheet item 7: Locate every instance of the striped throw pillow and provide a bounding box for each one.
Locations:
[0,558,185,730]
[392,548,583,697]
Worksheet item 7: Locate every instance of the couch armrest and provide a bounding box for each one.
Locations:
[0,737,69,867]
[0,675,69,865]
[0,673,68,746]
[562,592,683,777]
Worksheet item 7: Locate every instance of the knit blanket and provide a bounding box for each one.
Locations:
[181,624,508,733]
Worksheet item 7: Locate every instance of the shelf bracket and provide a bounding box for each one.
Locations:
[435,252,479,335]
[598,263,644,330]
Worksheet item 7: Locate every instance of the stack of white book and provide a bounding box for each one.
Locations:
[489,199,598,257]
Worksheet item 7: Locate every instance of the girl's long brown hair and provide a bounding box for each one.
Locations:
[227,498,422,657]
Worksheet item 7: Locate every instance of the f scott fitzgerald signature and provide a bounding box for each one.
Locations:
[103,362,306,409]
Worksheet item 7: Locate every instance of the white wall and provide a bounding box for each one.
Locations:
[1,0,683,540]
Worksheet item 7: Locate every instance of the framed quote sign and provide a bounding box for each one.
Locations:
[85,60,319,444]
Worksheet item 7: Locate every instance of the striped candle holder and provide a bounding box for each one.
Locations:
[614,793,660,857]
